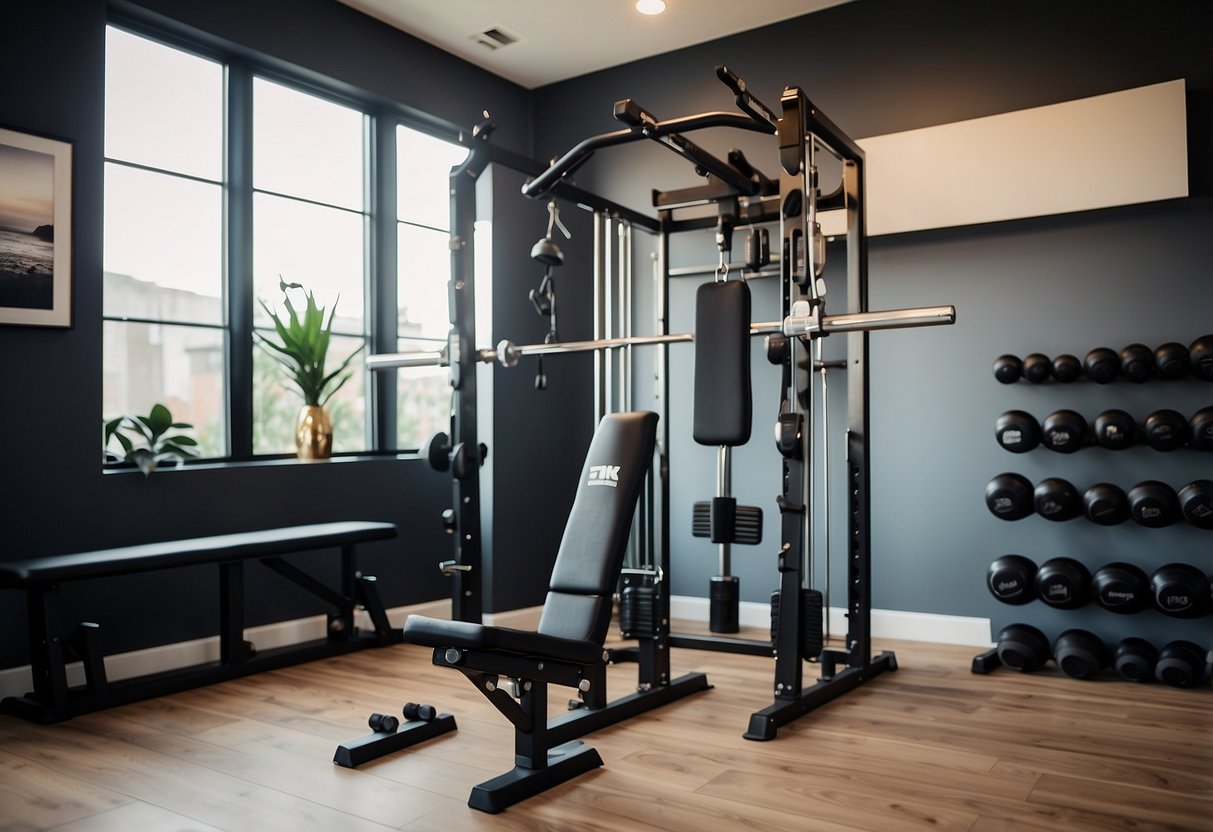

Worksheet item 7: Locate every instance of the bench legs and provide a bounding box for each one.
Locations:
[467,675,603,814]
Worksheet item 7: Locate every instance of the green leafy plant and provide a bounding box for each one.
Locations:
[104,403,200,476]
[254,278,363,407]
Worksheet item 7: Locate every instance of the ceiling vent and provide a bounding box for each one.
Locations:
[469,26,520,51]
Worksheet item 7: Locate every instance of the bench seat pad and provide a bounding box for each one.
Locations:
[0,521,398,588]
[403,616,604,666]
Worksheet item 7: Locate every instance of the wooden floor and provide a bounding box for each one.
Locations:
[1,623,1210,831]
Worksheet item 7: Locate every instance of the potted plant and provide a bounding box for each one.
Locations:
[103,403,200,475]
[255,278,363,459]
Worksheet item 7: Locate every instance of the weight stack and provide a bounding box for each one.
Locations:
[769,588,824,658]
[619,584,659,639]
[710,576,740,633]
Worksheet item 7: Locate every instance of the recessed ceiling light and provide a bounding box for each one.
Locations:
[635,0,666,15]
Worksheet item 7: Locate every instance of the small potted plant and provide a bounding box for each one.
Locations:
[255,278,362,459]
[103,403,199,475]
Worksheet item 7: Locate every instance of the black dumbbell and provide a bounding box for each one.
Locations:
[1052,354,1082,383]
[1033,478,1081,521]
[1119,343,1154,383]
[1082,483,1129,526]
[1093,409,1137,450]
[1036,557,1091,609]
[1113,638,1158,683]
[1143,409,1187,451]
[994,411,1040,453]
[987,555,1037,605]
[1091,562,1149,614]
[985,473,1034,521]
[1150,563,1212,618]
[1040,410,1087,453]
[1156,641,1207,688]
[1054,629,1110,680]
[1128,481,1180,527]
[1190,334,1213,380]
[1023,353,1052,384]
[368,712,400,733]
[1190,406,1213,451]
[403,702,437,721]
[1179,480,1213,529]
[995,623,1051,672]
[1154,342,1189,380]
[1084,347,1119,384]
[993,354,1023,384]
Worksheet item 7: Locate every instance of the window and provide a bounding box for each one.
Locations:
[396,126,467,449]
[103,25,465,462]
[103,27,225,456]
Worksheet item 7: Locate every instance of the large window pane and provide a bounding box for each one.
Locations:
[105,27,222,180]
[253,332,367,455]
[103,320,226,458]
[396,344,449,450]
[396,125,466,229]
[253,193,364,331]
[397,223,450,340]
[253,78,363,210]
[103,163,223,324]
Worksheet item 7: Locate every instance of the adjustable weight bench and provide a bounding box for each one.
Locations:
[400,411,709,813]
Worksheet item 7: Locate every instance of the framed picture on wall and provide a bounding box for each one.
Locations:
[0,126,72,328]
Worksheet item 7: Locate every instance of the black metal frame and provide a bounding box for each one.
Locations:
[392,70,897,785]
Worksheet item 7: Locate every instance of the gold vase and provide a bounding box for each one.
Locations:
[296,405,333,460]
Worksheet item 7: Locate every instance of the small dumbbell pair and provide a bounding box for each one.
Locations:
[368,701,439,733]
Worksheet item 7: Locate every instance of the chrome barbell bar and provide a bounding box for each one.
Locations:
[365,304,956,371]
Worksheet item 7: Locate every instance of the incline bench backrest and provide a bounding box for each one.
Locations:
[537,411,658,645]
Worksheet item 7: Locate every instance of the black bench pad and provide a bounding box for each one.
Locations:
[0,521,397,588]
[403,616,605,666]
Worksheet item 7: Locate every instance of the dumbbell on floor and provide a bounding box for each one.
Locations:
[1113,638,1158,683]
[994,624,1051,672]
[1156,641,1208,688]
[368,712,400,733]
[1054,629,1110,680]
[403,702,438,722]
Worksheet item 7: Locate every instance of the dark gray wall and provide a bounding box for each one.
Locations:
[531,0,1213,645]
[0,0,532,669]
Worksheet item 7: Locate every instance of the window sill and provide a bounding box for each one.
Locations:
[102,451,424,475]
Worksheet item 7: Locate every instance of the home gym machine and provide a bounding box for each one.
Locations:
[356,66,956,766]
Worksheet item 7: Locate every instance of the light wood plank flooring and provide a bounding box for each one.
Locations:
[0,624,1209,831]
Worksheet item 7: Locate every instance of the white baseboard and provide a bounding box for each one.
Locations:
[669,595,993,648]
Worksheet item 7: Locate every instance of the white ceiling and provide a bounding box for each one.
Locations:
[336,0,852,89]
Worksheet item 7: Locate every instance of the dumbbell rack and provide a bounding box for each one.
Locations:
[976,338,1213,687]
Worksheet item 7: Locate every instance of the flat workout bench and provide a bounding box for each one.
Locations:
[0,521,399,723]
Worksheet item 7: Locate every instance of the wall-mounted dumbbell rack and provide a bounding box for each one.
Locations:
[974,335,1213,689]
